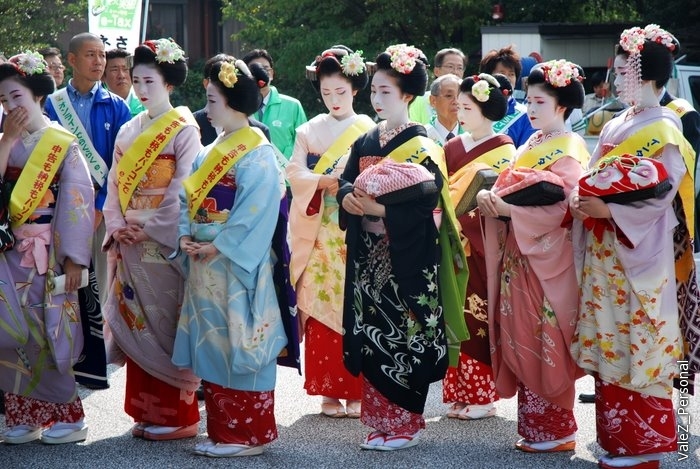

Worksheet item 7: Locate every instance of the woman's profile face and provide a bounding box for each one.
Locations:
[613,54,631,105]
[526,83,565,131]
[0,76,41,116]
[205,81,234,130]
[370,70,410,122]
[319,73,356,120]
[457,91,485,132]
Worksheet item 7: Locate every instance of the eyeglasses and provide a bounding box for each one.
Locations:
[48,64,65,71]
[439,64,464,74]
[437,93,457,101]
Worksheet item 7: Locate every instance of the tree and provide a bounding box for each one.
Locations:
[0,0,87,56]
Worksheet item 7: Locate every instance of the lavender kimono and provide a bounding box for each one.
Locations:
[0,121,94,403]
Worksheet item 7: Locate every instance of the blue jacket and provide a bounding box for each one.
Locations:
[502,98,536,148]
[45,84,131,211]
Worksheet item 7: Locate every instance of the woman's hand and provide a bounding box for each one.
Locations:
[114,225,149,245]
[318,175,339,196]
[354,188,386,218]
[568,189,589,221]
[577,196,611,219]
[477,190,510,218]
[62,257,84,293]
[190,242,219,262]
[341,191,365,216]
[1,107,29,141]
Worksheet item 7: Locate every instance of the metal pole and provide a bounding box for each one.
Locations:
[141,0,150,43]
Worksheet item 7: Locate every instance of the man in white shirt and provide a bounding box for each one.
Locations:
[424,74,462,146]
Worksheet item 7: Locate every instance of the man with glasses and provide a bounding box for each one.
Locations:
[39,46,66,87]
[409,48,467,125]
[424,74,462,146]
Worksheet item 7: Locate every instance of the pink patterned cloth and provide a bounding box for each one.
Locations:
[517,382,577,441]
[360,377,425,435]
[492,166,565,199]
[14,223,51,274]
[4,392,84,427]
[202,381,278,446]
[354,160,435,198]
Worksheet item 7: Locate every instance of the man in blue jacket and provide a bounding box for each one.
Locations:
[45,32,131,390]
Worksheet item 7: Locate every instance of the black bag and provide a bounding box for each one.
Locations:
[0,179,14,252]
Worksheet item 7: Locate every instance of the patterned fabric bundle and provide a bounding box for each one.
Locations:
[492,166,565,206]
[354,160,437,204]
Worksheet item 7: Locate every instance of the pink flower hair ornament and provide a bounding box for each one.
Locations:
[385,44,423,75]
[540,59,582,88]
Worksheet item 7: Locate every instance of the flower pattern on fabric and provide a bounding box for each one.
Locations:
[4,393,84,428]
[443,354,498,404]
[516,383,576,442]
[360,377,425,435]
[571,232,682,397]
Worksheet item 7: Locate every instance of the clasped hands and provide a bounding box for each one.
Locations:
[113,225,149,245]
[180,236,218,262]
[341,188,386,218]
[568,190,611,220]
[476,190,511,218]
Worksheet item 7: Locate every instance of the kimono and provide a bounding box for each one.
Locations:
[0,121,94,427]
[337,122,448,435]
[570,106,696,457]
[287,113,373,400]
[483,130,586,442]
[442,133,514,406]
[172,131,288,445]
[102,109,202,427]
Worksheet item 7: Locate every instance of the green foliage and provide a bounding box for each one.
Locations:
[0,0,87,56]
[171,59,206,111]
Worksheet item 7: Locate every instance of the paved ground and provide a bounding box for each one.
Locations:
[1,363,698,468]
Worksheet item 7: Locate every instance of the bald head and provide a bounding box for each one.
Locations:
[69,32,103,55]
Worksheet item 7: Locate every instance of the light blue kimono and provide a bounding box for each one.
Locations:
[172,139,287,391]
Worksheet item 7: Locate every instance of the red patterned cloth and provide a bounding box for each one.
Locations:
[360,377,425,435]
[517,382,577,441]
[202,382,278,445]
[3,392,84,427]
[124,357,199,426]
[595,376,677,456]
[443,353,498,405]
[303,318,362,399]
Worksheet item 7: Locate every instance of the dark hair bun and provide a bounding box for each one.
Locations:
[459,73,508,122]
[374,45,428,99]
[209,56,263,116]
[0,57,55,99]
[133,39,188,87]
[527,60,585,117]
[307,45,369,91]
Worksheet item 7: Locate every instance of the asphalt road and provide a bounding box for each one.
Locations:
[1,363,698,468]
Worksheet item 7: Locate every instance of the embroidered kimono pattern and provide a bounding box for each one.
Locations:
[338,123,448,421]
[288,113,370,399]
[172,138,287,444]
[102,113,202,426]
[0,122,94,427]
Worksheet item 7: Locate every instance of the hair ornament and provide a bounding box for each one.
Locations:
[218,61,239,88]
[541,59,582,88]
[9,51,47,76]
[145,38,185,64]
[385,44,422,74]
[341,50,366,76]
[471,80,491,102]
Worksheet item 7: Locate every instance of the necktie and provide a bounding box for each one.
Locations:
[445,132,455,141]
[256,103,265,121]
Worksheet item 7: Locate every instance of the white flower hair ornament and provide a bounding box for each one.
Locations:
[471,79,491,103]
[341,50,366,76]
[385,44,422,75]
[9,51,47,76]
[145,38,185,64]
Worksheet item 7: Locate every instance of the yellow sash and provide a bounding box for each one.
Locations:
[385,134,469,367]
[313,117,375,175]
[10,127,75,228]
[448,143,516,213]
[515,134,590,169]
[666,98,693,119]
[117,106,197,213]
[183,127,266,220]
[610,118,695,239]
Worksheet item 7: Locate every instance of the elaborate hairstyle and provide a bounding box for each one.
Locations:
[305,45,369,92]
[527,60,585,119]
[434,47,467,68]
[479,45,522,81]
[459,73,509,122]
[241,49,274,69]
[374,44,428,103]
[208,55,268,116]
[133,38,188,87]
[616,24,678,97]
[0,51,56,104]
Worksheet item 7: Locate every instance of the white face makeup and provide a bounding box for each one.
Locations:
[526,83,565,131]
[0,77,42,118]
[370,70,410,122]
[319,73,356,120]
[457,91,485,132]
[205,81,236,130]
[132,63,171,114]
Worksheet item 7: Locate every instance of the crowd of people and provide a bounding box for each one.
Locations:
[0,22,698,468]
